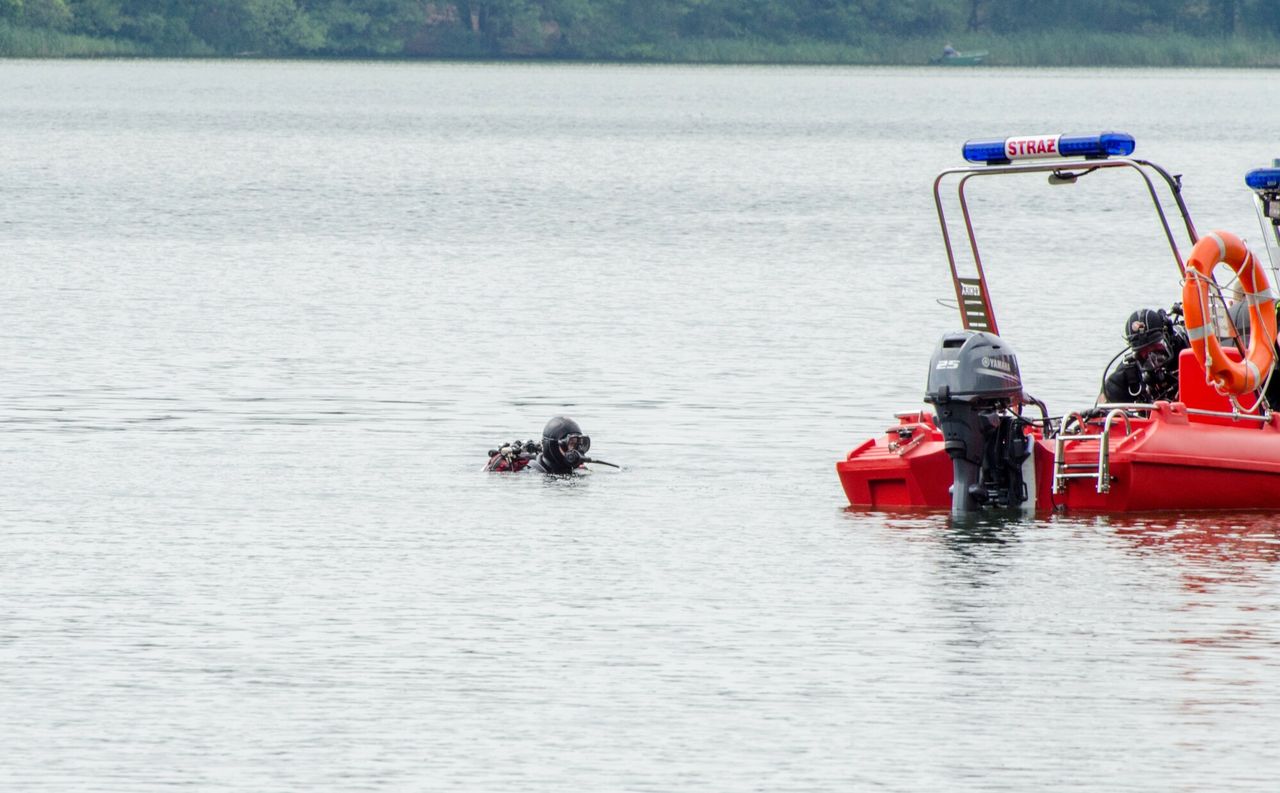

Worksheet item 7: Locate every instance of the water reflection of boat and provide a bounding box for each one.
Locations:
[837,133,1280,514]
[1099,512,1280,596]
[1103,512,1280,563]
[930,50,988,66]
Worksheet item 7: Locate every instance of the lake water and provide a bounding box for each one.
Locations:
[3,60,1280,791]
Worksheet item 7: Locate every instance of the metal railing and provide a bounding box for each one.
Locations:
[1052,401,1274,496]
[1052,408,1134,495]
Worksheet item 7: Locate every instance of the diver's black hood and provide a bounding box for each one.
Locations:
[537,416,582,475]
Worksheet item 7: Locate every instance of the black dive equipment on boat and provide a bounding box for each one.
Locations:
[925,330,1031,513]
[1102,306,1188,404]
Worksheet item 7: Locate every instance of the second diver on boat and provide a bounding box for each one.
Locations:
[1102,301,1280,406]
[1101,306,1188,404]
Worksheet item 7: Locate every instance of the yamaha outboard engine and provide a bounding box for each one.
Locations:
[924,331,1031,513]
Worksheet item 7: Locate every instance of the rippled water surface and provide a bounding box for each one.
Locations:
[4,60,1280,791]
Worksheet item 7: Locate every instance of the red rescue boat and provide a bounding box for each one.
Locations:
[837,133,1280,513]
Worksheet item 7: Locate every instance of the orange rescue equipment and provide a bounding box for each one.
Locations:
[1180,230,1277,394]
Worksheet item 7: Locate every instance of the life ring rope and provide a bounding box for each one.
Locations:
[1186,267,1272,413]
[1179,231,1278,402]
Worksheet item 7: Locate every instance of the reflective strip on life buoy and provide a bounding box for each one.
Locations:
[1180,230,1278,394]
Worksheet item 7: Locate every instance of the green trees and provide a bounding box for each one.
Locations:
[185,0,322,54]
[1,0,1279,59]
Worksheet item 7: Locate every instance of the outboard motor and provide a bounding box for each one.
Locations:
[924,331,1031,513]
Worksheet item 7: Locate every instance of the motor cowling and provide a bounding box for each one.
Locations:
[925,331,1023,407]
[924,331,1030,513]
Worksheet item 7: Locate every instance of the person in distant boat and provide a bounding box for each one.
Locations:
[942,43,958,58]
[484,416,596,474]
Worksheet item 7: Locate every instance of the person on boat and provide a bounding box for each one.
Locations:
[1103,301,1280,405]
[484,416,593,474]
[1102,307,1187,403]
[941,43,958,58]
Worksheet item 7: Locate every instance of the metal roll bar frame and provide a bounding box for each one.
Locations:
[933,157,1199,336]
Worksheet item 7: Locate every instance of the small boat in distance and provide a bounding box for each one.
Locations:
[931,49,988,66]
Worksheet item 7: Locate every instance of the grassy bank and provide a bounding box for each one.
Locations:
[0,22,146,57]
[0,23,1278,67]
[601,31,1280,67]
[943,31,1280,67]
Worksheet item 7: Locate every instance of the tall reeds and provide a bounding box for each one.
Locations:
[0,22,144,57]
[606,32,1280,67]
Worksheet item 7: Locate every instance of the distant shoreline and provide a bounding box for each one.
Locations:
[2,24,1278,68]
[4,57,1276,70]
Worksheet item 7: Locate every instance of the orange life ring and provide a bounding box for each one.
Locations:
[1181,230,1277,394]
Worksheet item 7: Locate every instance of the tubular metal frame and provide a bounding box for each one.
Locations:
[933,157,1199,336]
[1253,191,1280,290]
[1051,408,1134,495]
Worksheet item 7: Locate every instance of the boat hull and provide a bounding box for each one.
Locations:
[930,52,988,66]
[837,403,1280,512]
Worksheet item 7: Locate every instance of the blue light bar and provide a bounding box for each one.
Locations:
[962,132,1136,165]
[1060,133,1135,159]
[1246,168,1280,191]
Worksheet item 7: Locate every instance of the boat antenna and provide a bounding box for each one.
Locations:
[1250,159,1280,291]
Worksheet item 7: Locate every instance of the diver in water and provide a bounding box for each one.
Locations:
[485,416,612,474]
[529,416,591,474]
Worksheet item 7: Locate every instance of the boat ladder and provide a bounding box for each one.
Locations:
[1051,409,1132,495]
